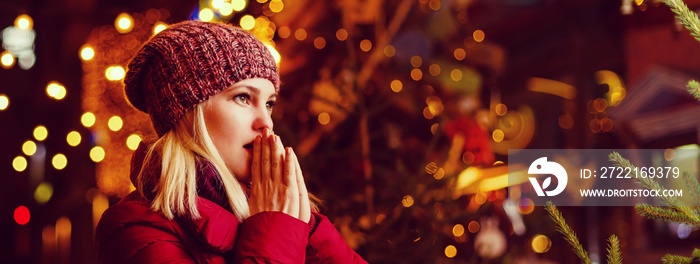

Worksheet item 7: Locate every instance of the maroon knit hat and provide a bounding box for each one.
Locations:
[124,20,280,137]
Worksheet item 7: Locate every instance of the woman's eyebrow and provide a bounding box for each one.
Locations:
[226,85,278,99]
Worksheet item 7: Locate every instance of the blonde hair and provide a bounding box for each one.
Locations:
[137,103,250,221]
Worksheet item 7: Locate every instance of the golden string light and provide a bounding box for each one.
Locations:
[80,45,95,61]
[15,14,33,30]
[52,154,68,170]
[81,112,96,128]
[115,13,134,34]
[22,140,37,156]
[0,94,9,110]
[1,51,15,69]
[34,125,48,141]
[13,156,27,172]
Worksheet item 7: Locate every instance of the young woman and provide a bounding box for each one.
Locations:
[94,20,367,264]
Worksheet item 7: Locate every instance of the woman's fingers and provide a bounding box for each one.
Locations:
[292,149,311,223]
[250,135,262,213]
[283,147,299,218]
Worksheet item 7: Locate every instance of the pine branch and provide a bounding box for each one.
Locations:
[609,152,697,219]
[688,80,700,101]
[635,204,700,226]
[606,235,623,264]
[662,254,693,264]
[682,171,700,207]
[662,0,700,42]
[545,202,592,264]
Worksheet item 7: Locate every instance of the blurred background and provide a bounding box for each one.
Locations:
[2,0,700,263]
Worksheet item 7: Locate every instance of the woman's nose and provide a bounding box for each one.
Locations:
[252,107,273,132]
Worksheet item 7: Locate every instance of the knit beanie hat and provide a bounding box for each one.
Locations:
[124,20,280,137]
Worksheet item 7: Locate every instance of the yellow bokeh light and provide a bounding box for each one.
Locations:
[318,112,331,125]
[336,28,348,41]
[423,106,435,119]
[434,168,445,179]
[468,220,480,233]
[269,0,284,13]
[232,0,247,11]
[240,15,256,30]
[383,45,396,57]
[294,28,307,41]
[532,234,552,253]
[153,22,167,35]
[411,68,423,81]
[15,14,33,30]
[265,44,281,64]
[66,131,81,147]
[13,156,27,172]
[429,64,441,76]
[46,81,66,100]
[454,48,466,60]
[313,37,326,49]
[220,3,234,16]
[52,153,67,170]
[450,69,463,81]
[115,13,134,34]
[90,146,106,162]
[257,0,268,2]
[80,45,95,61]
[199,8,215,22]
[1,51,15,69]
[108,116,123,131]
[473,29,485,42]
[402,195,414,207]
[410,56,422,67]
[211,0,224,9]
[452,224,465,237]
[126,134,142,150]
[495,103,507,116]
[81,112,96,127]
[492,129,505,142]
[278,26,291,38]
[105,66,126,81]
[444,245,457,258]
[34,182,53,204]
[22,140,37,156]
[0,94,9,110]
[360,39,372,52]
[34,125,48,141]
[390,79,403,93]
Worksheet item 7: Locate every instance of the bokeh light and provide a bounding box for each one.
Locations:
[411,68,423,81]
[240,15,255,30]
[0,94,8,110]
[468,220,480,233]
[212,0,224,9]
[411,56,422,67]
[313,37,326,49]
[444,245,457,258]
[232,0,247,11]
[452,224,465,237]
[80,45,95,61]
[360,39,372,52]
[318,112,331,125]
[46,81,67,100]
[126,134,142,150]
[402,195,414,207]
[33,125,48,141]
[115,13,134,34]
[15,14,33,30]
[81,112,96,127]
[22,140,37,156]
[450,69,463,81]
[1,51,15,69]
[473,29,485,42]
[34,182,53,204]
[220,3,234,16]
[336,28,348,41]
[532,234,552,253]
[108,116,123,131]
[383,45,396,57]
[199,8,215,22]
[153,22,167,35]
[13,156,27,172]
[14,206,30,225]
[390,79,403,93]
[265,44,281,64]
[295,28,307,41]
[429,64,441,76]
[495,103,508,116]
[105,65,126,81]
[278,26,291,38]
[492,129,505,142]
[52,153,67,170]
[66,131,81,147]
[454,48,466,60]
[90,146,106,162]
[269,0,284,13]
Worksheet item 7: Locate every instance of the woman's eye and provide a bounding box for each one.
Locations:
[266,101,276,112]
[234,94,250,104]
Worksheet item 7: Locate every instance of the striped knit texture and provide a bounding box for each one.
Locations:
[124,20,280,137]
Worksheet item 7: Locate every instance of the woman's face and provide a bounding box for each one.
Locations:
[204,78,276,182]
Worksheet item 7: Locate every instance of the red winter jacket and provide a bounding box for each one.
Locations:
[95,144,367,264]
